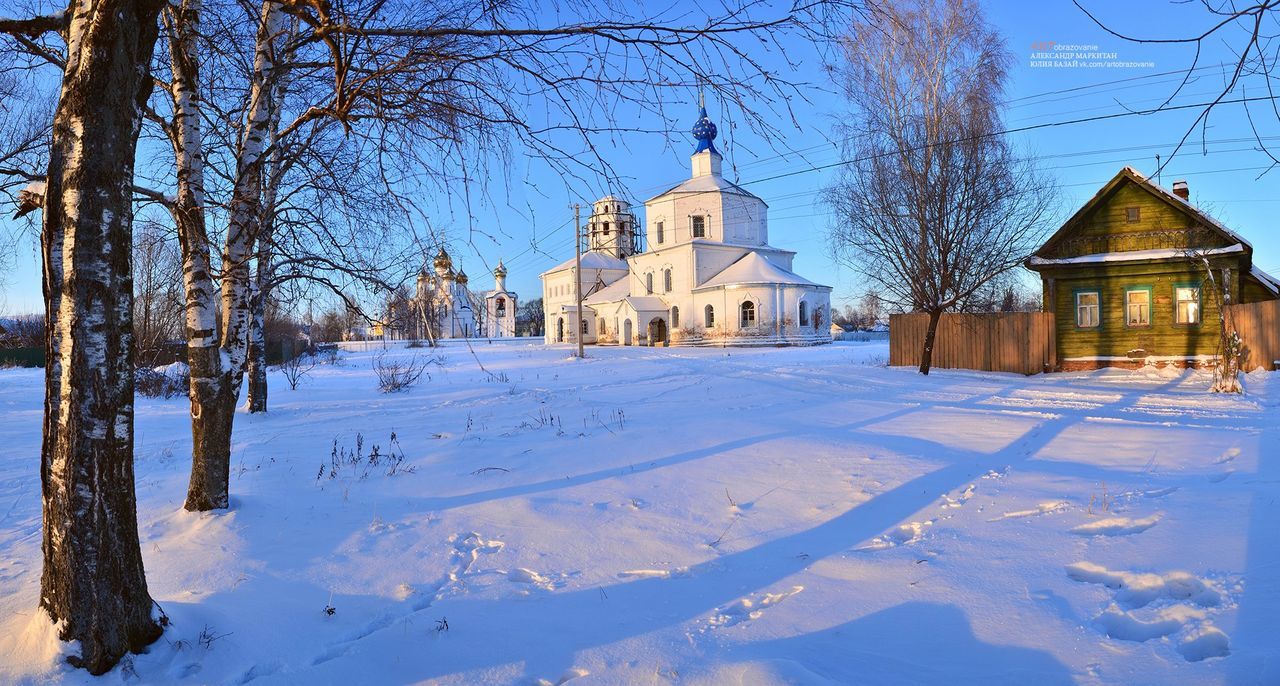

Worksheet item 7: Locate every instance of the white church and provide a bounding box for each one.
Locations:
[540,104,832,346]
[410,249,517,339]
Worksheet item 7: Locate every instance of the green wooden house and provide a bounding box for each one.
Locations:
[1027,167,1279,370]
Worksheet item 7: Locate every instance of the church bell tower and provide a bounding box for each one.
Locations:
[587,196,640,258]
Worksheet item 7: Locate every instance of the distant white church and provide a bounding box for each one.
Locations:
[540,104,831,346]
[407,248,518,340]
[413,247,477,339]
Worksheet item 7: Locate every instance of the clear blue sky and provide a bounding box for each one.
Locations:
[3,0,1277,315]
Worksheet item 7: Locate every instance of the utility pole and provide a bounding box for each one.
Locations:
[572,202,584,359]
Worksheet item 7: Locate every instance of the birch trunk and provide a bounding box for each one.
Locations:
[163,0,234,511]
[246,60,290,414]
[177,0,284,509]
[40,0,164,673]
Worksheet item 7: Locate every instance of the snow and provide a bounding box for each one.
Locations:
[0,341,1277,684]
[696,251,822,289]
[540,251,629,276]
[1027,244,1246,266]
[647,172,762,203]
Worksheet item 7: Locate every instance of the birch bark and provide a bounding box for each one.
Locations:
[39,0,165,673]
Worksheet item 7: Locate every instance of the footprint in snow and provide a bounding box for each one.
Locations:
[706,586,804,629]
[1065,561,1231,662]
[987,500,1069,522]
[1070,513,1162,537]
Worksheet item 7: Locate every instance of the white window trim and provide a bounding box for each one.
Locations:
[1075,291,1100,328]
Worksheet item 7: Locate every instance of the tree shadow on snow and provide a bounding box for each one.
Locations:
[720,601,1075,685]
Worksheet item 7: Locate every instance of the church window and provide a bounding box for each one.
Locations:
[663,269,672,292]
[656,221,664,244]
[603,221,611,236]
[496,298,506,317]
[645,273,653,294]
[692,215,706,238]
[705,305,715,328]
[740,301,756,328]
[799,301,809,326]
[671,306,680,328]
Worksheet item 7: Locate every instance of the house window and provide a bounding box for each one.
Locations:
[663,269,672,292]
[740,301,756,328]
[1175,285,1201,325]
[1125,207,1140,223]
[671,306,680,328]
[645,273,653,294]
[705,305,715,328]
[692,215,706,238]
[1075,291,1100,328]
[799,301,809,326]
[656,221,664,244]
[1125,288,1151,327]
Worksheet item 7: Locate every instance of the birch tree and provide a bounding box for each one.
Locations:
[1,0,166,673]
[823,0,1054,374]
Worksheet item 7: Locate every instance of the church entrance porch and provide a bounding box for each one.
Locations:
[648,317,668,347]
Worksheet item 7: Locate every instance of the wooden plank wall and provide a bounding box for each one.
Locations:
[889,312,1056,375]
[1226,300,1280,371]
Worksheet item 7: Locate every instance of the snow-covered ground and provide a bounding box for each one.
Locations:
[1,340,1277,685]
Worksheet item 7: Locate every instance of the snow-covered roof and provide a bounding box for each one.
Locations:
[1035,167,1257,262]
[582,277,630,305]
[695,251,825,290]
[646,174,764,204]
[622,296,669,312]
[541,250,630,276]
[1251,266,1280,295]
[1028,244,1246,267]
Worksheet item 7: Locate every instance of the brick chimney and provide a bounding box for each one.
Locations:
[1172,180,1189,201]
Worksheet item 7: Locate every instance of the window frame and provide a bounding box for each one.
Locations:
[1125,207,1141,223]
[1073,288,1101,330]
[704,304,715,328]
[645,272,653,294]
[671,306,680,329]
[1173,281,1203,327]
[1124,285,1154,328]
[739,300,756,328]
[691,215,706,239]
[663,269,672,293]
[655,221,664,245]
[799,301,809,326]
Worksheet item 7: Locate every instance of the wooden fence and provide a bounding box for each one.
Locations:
[1227,300,1280,371]
[889,312,1057,375]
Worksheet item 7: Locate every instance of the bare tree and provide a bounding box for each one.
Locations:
[824,0,1054,374]
[133,219,184,364]
[0,0,166,673]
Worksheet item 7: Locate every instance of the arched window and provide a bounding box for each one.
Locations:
[671,306,680,328]
[645,273,653,294]
[496,297,506,317]
[704,305,715,328]
[740,301,756,328]
[663,269,672,292]
[656,221,664,244]
[798,301,808,326]
[598,317,606,334]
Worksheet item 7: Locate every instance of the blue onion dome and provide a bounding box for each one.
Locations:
[691,106,718,154]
